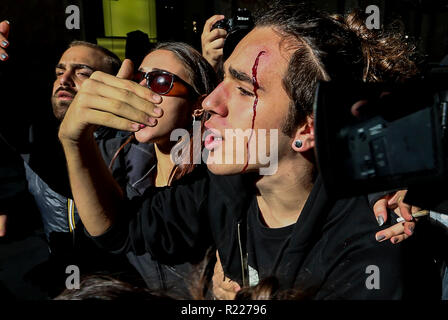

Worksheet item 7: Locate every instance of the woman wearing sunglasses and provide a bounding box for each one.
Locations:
[93,42,217,297]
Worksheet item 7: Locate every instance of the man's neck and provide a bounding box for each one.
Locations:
[255,156,315,228]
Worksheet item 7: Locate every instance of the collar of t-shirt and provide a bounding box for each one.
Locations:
[246,196,295,285]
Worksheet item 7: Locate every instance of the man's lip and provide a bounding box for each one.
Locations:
[204,125,224,150]
[57,90,74,99]
[204,122,222,137]
[204,132,223,151]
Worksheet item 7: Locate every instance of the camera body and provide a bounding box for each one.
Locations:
[314,67,448,205]
[211,8,253,33]
[211,8,254,60]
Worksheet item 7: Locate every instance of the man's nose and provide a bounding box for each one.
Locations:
[59,70,75,87]
[202,83,228,117]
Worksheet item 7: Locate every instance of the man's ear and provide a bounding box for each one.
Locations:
[291,116,315,152]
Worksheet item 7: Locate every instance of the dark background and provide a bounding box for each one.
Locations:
[0,0,447,154]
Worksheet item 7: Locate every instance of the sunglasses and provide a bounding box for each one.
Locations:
[134,69,199,98]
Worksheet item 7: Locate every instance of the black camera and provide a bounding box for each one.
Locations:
[314,66,448,211]
[211,8,254,60]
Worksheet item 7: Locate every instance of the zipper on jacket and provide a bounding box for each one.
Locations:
[237,222,249,287]
[156,262,167,291]
[67,198,76,248]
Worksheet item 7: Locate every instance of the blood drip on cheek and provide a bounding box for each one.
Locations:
[242,51,266,173]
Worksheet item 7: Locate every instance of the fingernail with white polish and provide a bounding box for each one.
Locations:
[154,108,163,116]
[377,215,384,226]
[152,94,162,102]
[147,117,157,126]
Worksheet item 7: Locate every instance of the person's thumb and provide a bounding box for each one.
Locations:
[116,59,134,79]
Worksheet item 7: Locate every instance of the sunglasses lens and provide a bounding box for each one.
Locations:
[149,74,172,94]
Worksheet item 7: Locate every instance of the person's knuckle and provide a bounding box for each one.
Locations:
[90,71,103,80]
[119,88,132,100]
[109,99,123,112]
[75,92,89,107]
[390,229,400,237]
[122,80,135,92]
[81,78,94,90]
[373,200,385,212]
[102,113,117,126]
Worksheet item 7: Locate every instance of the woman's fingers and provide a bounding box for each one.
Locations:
[403,221,415,236]
[59,92,155,145]
[0,20,10,61]
[0,20,10,38]
[388,190,414,221]
[396,200,414,221]
[81,78,161,122]
[84,108,146,132]
[373,198,388,226]
[375,221,415,243]
[59,69,164,145]
[89,71,163,115]
[390,234,409,244]
[75,92,158,128]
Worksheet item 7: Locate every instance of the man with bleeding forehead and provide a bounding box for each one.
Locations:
[59,2,439,299]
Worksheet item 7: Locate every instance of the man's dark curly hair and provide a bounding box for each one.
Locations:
[255,1,419,136]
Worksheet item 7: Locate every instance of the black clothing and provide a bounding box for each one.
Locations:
[0,133,41,237]
[23,129,141,298]
[97,135,194,298]
[0,133,28,209]
[91,167,441,299]
[246,197,295,283]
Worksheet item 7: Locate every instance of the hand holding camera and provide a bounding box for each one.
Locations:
[201,9,254,73]
[201,15,227,72]
[209,8,254,62]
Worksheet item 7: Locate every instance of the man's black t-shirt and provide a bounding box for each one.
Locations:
[247,197,295,286]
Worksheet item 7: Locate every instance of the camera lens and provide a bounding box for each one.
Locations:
[211,19,230,32]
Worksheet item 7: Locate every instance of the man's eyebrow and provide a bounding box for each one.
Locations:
[71,64,95,71]
[56,63,95,71]
[229,66,251,84]
[228,66,264,91]
[138,67,165,73]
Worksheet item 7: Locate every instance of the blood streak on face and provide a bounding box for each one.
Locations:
[242,50,266,172]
